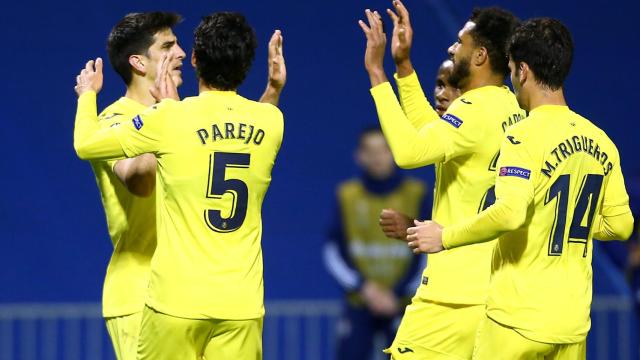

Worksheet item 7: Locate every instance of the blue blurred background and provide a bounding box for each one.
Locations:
[0,0,638,359]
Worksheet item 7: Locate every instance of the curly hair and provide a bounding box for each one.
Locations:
[107,12,182,85]
[508,18,573,90]
[469,7,519,77]
[193,12,257,90]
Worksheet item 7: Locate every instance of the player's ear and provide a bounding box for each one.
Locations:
[473,46,488,67]
[519,62,529,86]
[191,49,197,68]
[129,55,146,75]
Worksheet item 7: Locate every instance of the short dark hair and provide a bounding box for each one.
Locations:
[468,7,519,77]
[193,12,257,90]
[107,12,182,85]
[508,18,573,90]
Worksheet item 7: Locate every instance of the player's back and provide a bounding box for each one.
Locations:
[142,91,283,320]
[90,98,156,318]
[418,85,525,304]
[488,105,622,343]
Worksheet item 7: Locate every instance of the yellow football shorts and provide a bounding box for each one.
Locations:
[105,312,143,360]
[384,297,484,360]
[136,305,263,360]
[472,316,586,360]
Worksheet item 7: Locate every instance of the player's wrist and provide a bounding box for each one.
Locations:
[395,60,414,78]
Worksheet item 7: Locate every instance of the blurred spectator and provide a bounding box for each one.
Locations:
[323,126,429,360]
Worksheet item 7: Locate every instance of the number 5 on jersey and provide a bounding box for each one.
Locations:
[205,152,251,233]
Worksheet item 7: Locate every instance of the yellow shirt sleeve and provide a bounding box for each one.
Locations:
[394,71,440,129]
[370,83,486,169]
[593,153,634,240]
[74,91,126,160]
[443,130,535,249]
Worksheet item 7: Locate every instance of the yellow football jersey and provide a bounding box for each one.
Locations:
[444,105,633,343]
[76,90,284,320]
[370,72,525,304]
[84,97,156,318]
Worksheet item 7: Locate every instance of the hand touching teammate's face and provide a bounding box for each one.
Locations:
[146,28,186,87]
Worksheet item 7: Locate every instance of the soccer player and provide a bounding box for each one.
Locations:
[72,13,185,360]
[359,1,523,358]
[407,18,634,359]
[323,126,427,360]
[379,59,459,240]
[74,12,284,360]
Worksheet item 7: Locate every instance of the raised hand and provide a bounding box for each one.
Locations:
[268,30,286,91]
[407,220,445,254]
[380,209,413,240]
[359,9,389,86]
[150,53,179,102]
[74,58,104,96]
[259,30,286,106]
[387,0,415,76]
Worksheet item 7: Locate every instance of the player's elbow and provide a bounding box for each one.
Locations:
[74,141,91,160]
[615,212,635,241]
[125,173,155,197]
[393,151,424,169]
[502,214,525,232]
[501,205,527,232]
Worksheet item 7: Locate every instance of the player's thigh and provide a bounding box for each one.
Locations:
[472,316,552,360]
[203,317,263,360]
[388,298,484,360]
[136,306,210,360]
[105,312,143,360]
[546,340,586,360]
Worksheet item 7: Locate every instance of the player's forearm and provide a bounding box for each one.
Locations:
[443,196,529,249]
[370,82,446,169]
[74,92,126,160]
[593,210,634,241]
[73,91,99,156]
[259,85,282,106]
[395,71,440,129]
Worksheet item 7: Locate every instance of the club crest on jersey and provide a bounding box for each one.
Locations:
[499,166,531,179]
[441,113,463,128]
[132,115,144,130]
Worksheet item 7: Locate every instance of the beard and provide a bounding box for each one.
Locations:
[449,56,471,89]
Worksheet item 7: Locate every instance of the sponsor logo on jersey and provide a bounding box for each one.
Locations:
[441,113,463,128]
[103,112,123,120]
[499,166,531,179]
[132,115,144,130]
[507,135,521,145]
[460,98,472,104]
[398,347,414,354]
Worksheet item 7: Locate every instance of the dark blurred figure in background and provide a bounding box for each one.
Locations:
[323,127,429,360]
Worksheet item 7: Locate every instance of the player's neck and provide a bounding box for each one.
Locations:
[462,71,504,93]
[198,80,232,93]
[125,77,157,107]
[527,87,567,112]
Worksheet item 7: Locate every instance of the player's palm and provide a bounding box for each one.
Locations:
[387,0,413,65]
[74,58,103,96]
[267,30,286,91]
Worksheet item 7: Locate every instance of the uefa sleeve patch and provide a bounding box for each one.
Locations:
[132,115,144,130]
[499,166,531,179]
[441,113,463,128]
